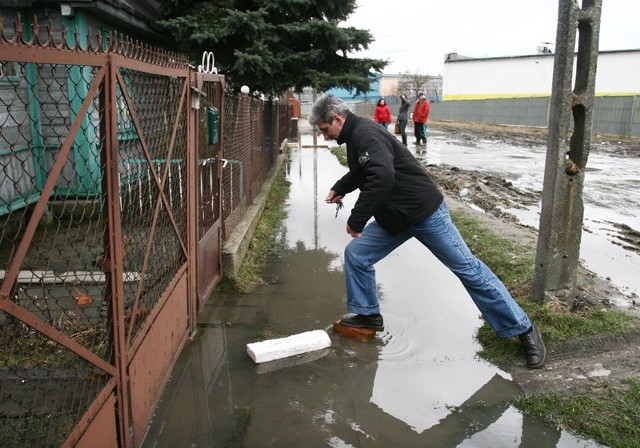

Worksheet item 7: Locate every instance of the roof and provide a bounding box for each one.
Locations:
[444,48,640,64]
[69,0,162,25]
[17,0,165,34]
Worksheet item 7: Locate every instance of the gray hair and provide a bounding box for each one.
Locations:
[309,94,350,125]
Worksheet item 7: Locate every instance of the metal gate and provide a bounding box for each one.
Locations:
[1,18,223,447]
[193,72,225,308]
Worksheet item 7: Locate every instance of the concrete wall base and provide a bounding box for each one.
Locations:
[221,140,291,278]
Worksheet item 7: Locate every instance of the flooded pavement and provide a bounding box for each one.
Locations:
[141,133,606,447]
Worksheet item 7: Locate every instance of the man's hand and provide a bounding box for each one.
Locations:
[346,225,361,238]
[325,190,342,204]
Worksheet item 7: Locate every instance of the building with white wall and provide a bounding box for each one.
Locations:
[442,49,640,100]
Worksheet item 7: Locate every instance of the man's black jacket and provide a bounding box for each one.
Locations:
[331,112,443,235]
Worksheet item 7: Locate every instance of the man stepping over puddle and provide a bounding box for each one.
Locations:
[309,94,546,369]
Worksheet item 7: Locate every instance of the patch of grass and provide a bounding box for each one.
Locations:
[0,413,77,447]
[515,379,640,448]
[475,300,634,366]
[0,320,111,368]
[450,208,638,447]
[330,146,347,166]
[216,160,291,293]
[450,210,534,292]
[450,209,635,364]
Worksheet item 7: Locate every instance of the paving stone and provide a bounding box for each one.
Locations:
[332,320,376,343]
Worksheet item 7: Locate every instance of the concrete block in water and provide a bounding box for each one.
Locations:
[246,329,331,363]
[255,348,330,374]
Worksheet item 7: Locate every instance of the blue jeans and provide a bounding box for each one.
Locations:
[343,201,531,338]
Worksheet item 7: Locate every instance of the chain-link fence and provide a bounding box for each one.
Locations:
[1,52,116,448]
[1,12,291,447]
[220,94,289,237]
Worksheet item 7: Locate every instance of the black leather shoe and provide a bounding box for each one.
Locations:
[518,324,547,369]
[340,314,384,331]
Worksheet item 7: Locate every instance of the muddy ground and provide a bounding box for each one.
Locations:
[426,121,640,397]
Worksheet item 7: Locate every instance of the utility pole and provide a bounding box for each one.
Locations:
[533,0,602,303]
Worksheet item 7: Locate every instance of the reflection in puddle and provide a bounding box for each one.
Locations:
[142,138,605,447]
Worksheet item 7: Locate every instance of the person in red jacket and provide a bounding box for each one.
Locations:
[373,98,392,130]
[412,93,430,146]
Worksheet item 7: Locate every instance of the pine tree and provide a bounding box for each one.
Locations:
[159,0,387,95]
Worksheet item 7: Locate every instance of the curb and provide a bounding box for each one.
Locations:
[221,138,292,278]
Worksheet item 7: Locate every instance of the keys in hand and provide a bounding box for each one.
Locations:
[335,201,343,218]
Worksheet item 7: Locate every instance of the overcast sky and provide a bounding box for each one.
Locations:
[344,0,639,75]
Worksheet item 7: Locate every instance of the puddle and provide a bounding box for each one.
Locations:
[142,136,605,447]
[420,132,640,301]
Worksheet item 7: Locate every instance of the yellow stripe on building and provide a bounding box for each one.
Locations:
[443,92,639,101]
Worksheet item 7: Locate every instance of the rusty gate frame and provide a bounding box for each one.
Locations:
[193,71,225,309]
[0,22,224,447]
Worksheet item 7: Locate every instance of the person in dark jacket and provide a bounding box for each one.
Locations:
[309,94,546,369]
[397,94,411,146]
